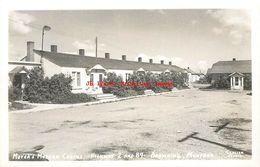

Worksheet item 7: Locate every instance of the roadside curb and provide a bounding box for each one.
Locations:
[10,89,188,114]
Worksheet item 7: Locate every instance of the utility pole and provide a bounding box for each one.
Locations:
[95,36,98,58]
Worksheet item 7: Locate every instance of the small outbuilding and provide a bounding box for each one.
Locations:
[229,72,244,91]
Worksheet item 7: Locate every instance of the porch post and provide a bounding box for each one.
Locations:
[241,77,244,90]
[230,76,233,89]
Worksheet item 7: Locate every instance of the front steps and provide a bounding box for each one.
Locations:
[144,89,155,95]
[95,93,118,101]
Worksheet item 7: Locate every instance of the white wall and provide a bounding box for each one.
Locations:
[42,58,61,78]
[107,69,133,81]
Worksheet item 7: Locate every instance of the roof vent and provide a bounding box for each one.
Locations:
[51,45,57,52]
[105,53,110,59]
[122,55,126,60]
[79,49,85,56]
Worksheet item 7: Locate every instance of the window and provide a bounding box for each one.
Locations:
[99,74,103,82]
[72,72,76,87]
[77,72,80,87]
[90,74,94,82]
[235,77,239,86]
[72,72,81,87]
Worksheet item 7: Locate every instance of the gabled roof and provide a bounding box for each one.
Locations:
[88,64,106,71]
[34,50,184,72]
[9,66,29,74]
[208,60,251,74]
[229,72,244,77]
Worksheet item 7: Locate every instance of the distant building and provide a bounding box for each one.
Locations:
[184,67,204,83]
[207,58,251,91]
[9,41,185,94]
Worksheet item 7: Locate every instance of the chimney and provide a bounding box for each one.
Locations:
[105,53,110,59]
[233,58,236,61]
[26,41,34,62]
[138,57,142,62]
[51,45,57,52]
[187,67,190,69]
[79,49,85,56]
[161,60,164,64]
[122,55,126,61]
[169,61,172,65]
[149,59,153,63]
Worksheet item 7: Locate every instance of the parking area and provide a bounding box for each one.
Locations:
[9,89,251,160]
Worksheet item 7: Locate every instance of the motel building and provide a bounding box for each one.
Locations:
[8,41,186,95]
[184,67,205,83]
[207,58,252,91]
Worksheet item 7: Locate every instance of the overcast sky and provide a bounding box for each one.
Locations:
[8,10,251,73]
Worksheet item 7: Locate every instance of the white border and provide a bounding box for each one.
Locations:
[1,0,260,167]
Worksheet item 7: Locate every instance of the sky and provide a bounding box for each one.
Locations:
[8,9,251,73]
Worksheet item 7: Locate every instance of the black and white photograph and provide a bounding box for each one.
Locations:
[1,0,260,167]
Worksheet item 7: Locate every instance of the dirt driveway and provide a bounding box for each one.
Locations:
[9,89,252,160]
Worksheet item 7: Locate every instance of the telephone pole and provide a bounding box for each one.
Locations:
[95,36,98,58]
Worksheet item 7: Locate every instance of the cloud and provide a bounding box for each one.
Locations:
[207,9,250,44]
[9,11,35,34]
[72,40,94,50]
[229,30,243,45]
[196,60,208,73]
[191,20,199,25]
[212,27,223,35]
[72,40,106,50]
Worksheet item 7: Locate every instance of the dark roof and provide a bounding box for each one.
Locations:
[208,60,251,74]
[34,50,184,72]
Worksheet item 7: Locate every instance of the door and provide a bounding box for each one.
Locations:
[233,77,240,90]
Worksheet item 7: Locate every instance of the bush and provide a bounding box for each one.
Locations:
[102,71,188,96]
[51,93,94,104]
[211,75,230,89]
[24,67,93,104]
[8,86,22,102]
[102,72,123,94]
[244,74,252,90]
[24,67,49,103]
[127,72,147,92]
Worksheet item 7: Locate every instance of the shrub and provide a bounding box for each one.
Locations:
[24,67,93,104]
[8,86,22,102]
[244,74,252,90]
[24,67,50,103]
[212,75,230,89]
[127,72,147,92]
[102,72,123,94]
[51,93,94,104]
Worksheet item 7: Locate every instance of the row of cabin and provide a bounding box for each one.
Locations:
[9,41,193,94]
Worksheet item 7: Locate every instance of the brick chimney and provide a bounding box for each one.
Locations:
[149,59,153,63]
[122,55,126,60]
[26,41,34,62]
[169,61,172,65]
[79,49,85,56]
[161,60,164,64]
[105,53,110,59]
[51,45,57,52]
[233,58,236,61]
[138,57,142,62]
